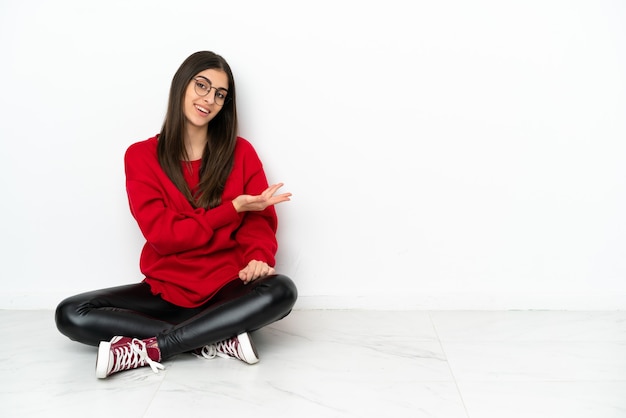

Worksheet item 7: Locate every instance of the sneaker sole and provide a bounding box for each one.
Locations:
[237,332,259,364]
[96,340,112,379]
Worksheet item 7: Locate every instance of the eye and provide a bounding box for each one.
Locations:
[216,90,227,100]
[195,80,208,91]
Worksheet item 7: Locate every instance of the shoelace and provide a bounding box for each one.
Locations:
[111,338,165,374]
[197,344,226,359]
[196,338,241,361]
[214,338,242,360]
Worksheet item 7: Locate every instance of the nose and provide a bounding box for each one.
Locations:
[203,88,216,104]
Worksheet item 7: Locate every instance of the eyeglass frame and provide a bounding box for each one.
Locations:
[192,76,230,106]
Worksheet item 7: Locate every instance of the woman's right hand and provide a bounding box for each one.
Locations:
[232,183,292,213]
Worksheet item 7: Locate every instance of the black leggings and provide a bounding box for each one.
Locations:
[55,274,297,359]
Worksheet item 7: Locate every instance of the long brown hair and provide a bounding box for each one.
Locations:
[157,51,238,208]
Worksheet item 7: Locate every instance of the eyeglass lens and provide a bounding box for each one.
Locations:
[194,78,227,106]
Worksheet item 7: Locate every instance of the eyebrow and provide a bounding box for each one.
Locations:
[195,75,229,92]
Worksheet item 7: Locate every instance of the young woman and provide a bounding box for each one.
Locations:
[55,51,297,379]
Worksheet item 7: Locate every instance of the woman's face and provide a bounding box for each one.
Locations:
[183,68,229,129]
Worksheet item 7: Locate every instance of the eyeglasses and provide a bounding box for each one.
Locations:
[193,77,229,106]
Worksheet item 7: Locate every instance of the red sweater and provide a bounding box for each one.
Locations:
[124,135,278,307]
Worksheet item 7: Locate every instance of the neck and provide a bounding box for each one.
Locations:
[183,124,207,161]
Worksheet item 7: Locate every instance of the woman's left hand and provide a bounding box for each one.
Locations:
[239,260,276,284]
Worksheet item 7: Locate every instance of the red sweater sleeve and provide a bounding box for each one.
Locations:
[232,141,279,266]
[124,139,240,256]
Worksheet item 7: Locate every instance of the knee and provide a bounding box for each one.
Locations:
[54,296,88,341]
[255,274,298,311]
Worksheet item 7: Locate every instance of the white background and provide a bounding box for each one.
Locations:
[1,0,625,309]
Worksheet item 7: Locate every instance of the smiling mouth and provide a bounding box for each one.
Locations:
[195,105,209,115]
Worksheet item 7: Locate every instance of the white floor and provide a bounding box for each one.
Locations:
[2,309,626,418]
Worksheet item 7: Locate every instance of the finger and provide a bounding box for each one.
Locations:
[271,192,291,199]
[269,182,284,191]
[252,262,265,279]
[268,193,292,205]
[264,183,284,197]
[249,260,272,280]
[241,265,255,283]
[241,261,256,281]
[262,264,275,277]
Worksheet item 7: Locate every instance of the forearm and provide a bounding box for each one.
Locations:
[128,182,240,255]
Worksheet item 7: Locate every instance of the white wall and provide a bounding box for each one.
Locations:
[1,0,625,310]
